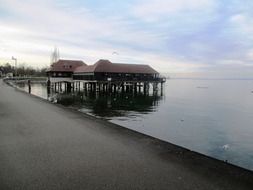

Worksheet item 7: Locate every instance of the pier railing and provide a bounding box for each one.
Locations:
[73,75,166,83]
[3,77,47,83]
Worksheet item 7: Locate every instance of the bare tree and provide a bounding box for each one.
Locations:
[50,46,60,65]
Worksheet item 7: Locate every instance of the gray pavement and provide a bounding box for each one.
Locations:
[0,79,253,190]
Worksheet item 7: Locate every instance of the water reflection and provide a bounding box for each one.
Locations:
[16,83,164,118]
[56,91,163,118]
[16,82,49,99]
[16,82,164,119]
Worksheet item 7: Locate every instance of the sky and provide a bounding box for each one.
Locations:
[0,0,253,76]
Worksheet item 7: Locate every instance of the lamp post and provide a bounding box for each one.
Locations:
[11,56,17,78]
[11,56,17,84]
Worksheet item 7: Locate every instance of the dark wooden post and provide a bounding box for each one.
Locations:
[161,82,163,96]
[28,79,31,94]
[47,79,51,95]
[134,83,137,93]
[143,83,146,94]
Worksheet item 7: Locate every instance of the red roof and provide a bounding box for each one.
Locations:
[47,59,86,72]
[74,59,158,74]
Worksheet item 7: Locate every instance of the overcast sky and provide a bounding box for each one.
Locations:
[0,0,253,75]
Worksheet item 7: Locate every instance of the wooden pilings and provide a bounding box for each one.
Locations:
[50,80,165,96]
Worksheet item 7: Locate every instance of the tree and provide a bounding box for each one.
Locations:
[50,47,60,65]
[2,63,14,73]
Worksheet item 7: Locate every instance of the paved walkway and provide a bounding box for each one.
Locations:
[0,79,253,190]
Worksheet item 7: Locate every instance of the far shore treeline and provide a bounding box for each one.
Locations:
[0,63,48,77]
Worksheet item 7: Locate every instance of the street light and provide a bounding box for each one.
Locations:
[11,56,17,77]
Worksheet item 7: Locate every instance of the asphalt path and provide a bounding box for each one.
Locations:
[0,79,253,190]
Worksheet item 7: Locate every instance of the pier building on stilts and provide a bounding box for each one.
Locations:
[47,59,166,95]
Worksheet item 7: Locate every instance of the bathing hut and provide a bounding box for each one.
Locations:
[47,59,86,83]
[46,59,86,92]
[73,59,160,81]
[73,59,165,93]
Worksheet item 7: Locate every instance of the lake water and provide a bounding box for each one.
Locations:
[17,79,253,171]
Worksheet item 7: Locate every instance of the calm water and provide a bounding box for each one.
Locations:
[17,79,253,171]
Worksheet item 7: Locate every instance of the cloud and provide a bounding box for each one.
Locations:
[0,0,253,75]
[246,49,253,61]
[229,13,253,39]
[0,0,177,71]
[132,0,217,22]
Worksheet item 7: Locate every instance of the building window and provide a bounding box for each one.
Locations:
[63,64,72,69]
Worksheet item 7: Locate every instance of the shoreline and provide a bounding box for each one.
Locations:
[1,79,253,189]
